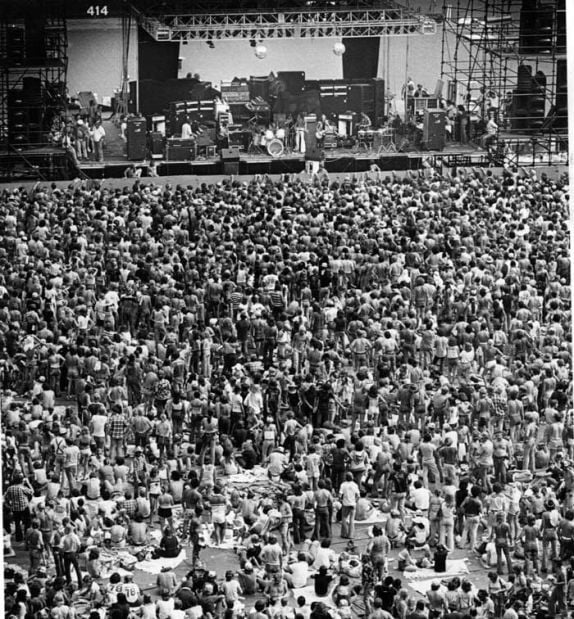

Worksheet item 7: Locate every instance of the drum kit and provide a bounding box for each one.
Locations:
[251,126,286,156]
[249,122,396,156]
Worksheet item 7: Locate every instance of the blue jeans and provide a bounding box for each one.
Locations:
[340,505,356,538]
[314,507,331,540]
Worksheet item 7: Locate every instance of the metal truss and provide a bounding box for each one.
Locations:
[131,7,437,41]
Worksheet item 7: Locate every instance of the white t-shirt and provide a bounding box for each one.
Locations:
[288,561,310,588]
[91,414,107,437]
[411,487,431,511]
[156,599,174,619]
[64,445,80,468]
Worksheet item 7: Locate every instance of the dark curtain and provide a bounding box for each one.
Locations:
[138,27,179,81]
[342,37,380,80]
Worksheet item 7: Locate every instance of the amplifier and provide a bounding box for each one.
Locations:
[168,138,195,148]
[166,142,195,161]
[229,130,249,150]
[323,135,337,149]
[221,146,240,161]
[149,131,165,157]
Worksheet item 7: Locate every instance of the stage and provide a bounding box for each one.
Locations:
[69,119,490,180]
[0,119,567,183]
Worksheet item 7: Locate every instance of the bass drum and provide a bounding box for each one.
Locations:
[266,138,284,157]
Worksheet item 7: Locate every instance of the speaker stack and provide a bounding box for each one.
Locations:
[25,13,46,65]
[8,81,44,149]
[519,0,553,55]
[528,70,546,132]
[556,0,566,55]
[347,83,375,119]
[554,58,568,131]
[422,109,446,151]
[277,72,305,97]
[6,26,25,65]
[511,64,532,131]
[372,78,386,127]
[126,117,147,161]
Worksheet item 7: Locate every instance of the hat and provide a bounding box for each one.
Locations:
[244,561,253,572]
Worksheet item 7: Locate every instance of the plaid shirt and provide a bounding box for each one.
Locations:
[123,498,137,518]
[5,483,32,512]
[108,413,128,440]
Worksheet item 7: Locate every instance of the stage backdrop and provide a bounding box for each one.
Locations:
[178,35,450,104]
[342,37,380,80]
[177,39,344,84]
[67,18,138,102]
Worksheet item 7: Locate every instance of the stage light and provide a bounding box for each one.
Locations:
[255,43,267,59]
[250,39,257,47]
[333,41,346,56]
[207,41,215,49]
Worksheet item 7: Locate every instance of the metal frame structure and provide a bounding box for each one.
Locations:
[440,0,567,164]
[0,0,68,177]
[132,5,437,42]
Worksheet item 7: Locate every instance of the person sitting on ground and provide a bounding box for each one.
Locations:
[159,526,181,558]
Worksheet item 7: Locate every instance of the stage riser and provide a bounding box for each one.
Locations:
[77,151,486,180]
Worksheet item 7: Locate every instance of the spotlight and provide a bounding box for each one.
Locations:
[333,41,346,56]
[207,41,215,49]
[255,43,267,59]
[250,39,257,47]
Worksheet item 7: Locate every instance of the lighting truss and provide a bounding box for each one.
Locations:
[131,7,437,41]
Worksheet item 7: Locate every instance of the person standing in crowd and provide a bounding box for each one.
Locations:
[60,524,83,585]
[339,472,360,539]
[4,473,33,542]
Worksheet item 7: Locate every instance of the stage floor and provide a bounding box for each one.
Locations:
[76,119,488,178]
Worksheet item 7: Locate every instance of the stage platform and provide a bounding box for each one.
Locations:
[70,118,487,179]
[1,118,567,182]
[78,144,490,179]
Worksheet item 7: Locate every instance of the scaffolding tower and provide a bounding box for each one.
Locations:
[0,0,69,178]
[440,0,567,166]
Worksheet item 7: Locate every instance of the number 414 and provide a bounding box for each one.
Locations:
[87,5,109,16]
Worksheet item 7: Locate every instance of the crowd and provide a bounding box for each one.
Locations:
[0,164,572,619]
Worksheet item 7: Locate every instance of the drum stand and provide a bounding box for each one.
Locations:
[353,135,371,153]
[248,140,265,155]
[377,130,398,154]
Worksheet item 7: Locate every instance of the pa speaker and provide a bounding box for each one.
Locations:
[127,117,147,160]
[422,109,445,151]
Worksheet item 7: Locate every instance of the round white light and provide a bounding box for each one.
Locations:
[255,44,267,59]
[333,41,346,56]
